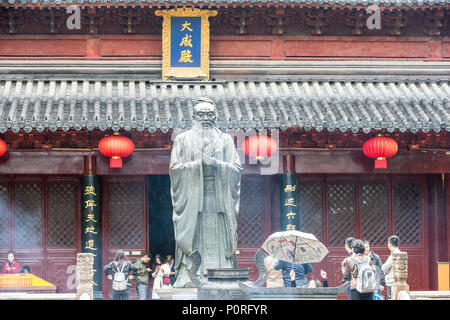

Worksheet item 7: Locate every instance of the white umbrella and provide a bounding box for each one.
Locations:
[261,230,329,264]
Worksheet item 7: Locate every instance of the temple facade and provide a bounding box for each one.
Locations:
[0,0,449,299]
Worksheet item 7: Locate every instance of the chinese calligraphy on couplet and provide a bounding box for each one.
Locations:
[281,177,299,232]
[81,176,102,292]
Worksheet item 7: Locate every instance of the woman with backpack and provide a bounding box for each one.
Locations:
[104,250,138,300]
[341,239,376,300]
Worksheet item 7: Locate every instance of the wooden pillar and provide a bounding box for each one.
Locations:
[447,174,450,264]
[280,155,298,231]
[428,174,448,290]
[81,155,102,299]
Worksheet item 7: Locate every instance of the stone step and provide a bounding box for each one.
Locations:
[0,293,76,300]
[409,291,450,300]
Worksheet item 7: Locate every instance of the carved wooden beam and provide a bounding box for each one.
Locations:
[424,8,445,36]
[267,7,286,35]
[82,7,105,35]
[40,8,66,34]
[7,8,20,34]
[229,9,256,35]
[344,9,366,36]
[385,10,407,36]
[115,7,143,35]
[305,8,333,36]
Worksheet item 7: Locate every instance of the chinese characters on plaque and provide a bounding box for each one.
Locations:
[156,8,217,80]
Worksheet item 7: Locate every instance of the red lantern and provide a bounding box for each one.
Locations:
[242,135,278,160]
[362,135,398,169]
[0,139,6,158]
[98,133,134,168]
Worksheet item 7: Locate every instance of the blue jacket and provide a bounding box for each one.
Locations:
[274,260,313,287]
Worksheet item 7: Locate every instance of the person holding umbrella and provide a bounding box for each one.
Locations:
[261,230,328,288]
[274,259,313,287]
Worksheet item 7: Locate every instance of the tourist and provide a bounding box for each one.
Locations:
[274,259,313,288]
[382,235,401,300]
[264,255,284,288]
[341,239,374,300]
[363,239,385,296]
[3,252,21,274]
[21,265,31,274]
[166,255,176,286]
[161,257,172,289]
[341,237,355,299]
[151,254,163,299]
[133,253,152,300]
[104,250,137,300]
[307,269,329,288]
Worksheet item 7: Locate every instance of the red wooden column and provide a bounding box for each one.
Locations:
[447,174,450,264]
[428,173,448,290]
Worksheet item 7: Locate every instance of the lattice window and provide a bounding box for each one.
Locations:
[327,181,356,246]
[47,182,76,248]
[0,182,8,248]
[13,182,42,248]
[298,181,323,241]
[238,180,265,247]
[108,181,145,248]
[394,182,421,245]
[360,182,389,245]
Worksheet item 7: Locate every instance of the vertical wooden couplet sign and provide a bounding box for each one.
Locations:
[280,173,299,231]
[81,175,102,299]
[155,8,217,80]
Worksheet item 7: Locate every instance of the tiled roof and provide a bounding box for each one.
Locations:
[2,0,449,6]
[0,78,448,134]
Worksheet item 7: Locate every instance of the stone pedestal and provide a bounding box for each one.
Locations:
[156,288,198,300]
[391,251,410,300]
[238,281,349,300]
[197,268,250,300]
[76,253,94,300]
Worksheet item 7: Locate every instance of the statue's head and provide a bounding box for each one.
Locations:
[193,97,217,129]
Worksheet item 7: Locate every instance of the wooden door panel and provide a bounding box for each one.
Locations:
[237,248,259,282]
[0,176,80,293]
[237,176,271,283]
[102,177,148,300]
[297,175,429,295]
[19,259,44,279]
[47,259,77,293]
[406,255,426,290]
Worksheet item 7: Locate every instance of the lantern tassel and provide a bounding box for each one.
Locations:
[374,158,387,169]
[110,156,122,168]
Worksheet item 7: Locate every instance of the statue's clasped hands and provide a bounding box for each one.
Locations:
[202,146,217,167]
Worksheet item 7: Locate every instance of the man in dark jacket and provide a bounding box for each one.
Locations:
[133,253,152,300]
[363,240,385,295]
[274,259,313,287]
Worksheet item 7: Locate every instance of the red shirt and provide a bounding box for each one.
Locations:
[3,260,21,274]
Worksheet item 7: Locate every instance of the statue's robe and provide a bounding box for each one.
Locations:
[169,125,242,287]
